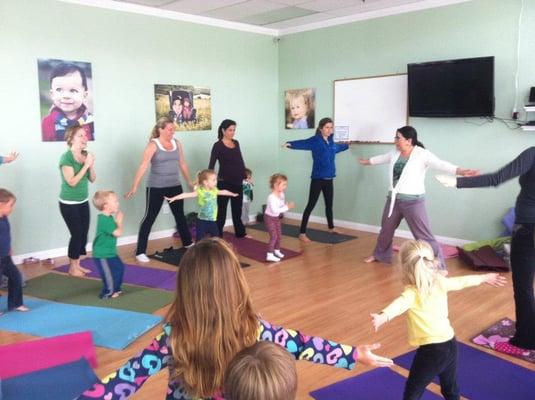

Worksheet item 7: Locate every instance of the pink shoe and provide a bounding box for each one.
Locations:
[494,341,530,357]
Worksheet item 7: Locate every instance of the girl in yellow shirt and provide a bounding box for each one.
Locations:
[371,240,505,400]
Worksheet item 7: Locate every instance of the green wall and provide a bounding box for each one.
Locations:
[278,0,535,241]
[1,0,534,255]
[0,0,278,254]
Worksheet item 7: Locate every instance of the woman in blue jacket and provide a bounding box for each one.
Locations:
[283,117,348,242]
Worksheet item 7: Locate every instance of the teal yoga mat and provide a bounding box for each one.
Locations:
[0,297,162,350]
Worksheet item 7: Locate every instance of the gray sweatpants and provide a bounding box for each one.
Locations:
[373,197,446,269]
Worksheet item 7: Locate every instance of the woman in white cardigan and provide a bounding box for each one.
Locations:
[359,126,476,269]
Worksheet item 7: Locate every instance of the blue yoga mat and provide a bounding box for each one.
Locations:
[0,297,162,350]
[309,367,441,400]
[394,341,535,400]
[0,358,98,400]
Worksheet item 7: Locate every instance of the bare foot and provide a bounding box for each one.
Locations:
[111,292,121,298]
[79,266,91,273]
[68,268,86,277]
[244,234,253,239]
[299,233,311,243]
[363,255,376,263]
[329,228,341,234]
[15,305,30,312]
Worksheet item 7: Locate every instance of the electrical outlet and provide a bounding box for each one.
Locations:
[162,202,170,214]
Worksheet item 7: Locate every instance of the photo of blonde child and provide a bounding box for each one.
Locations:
[285,89,315,130]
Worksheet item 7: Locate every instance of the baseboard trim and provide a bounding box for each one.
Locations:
[283,212,473,247]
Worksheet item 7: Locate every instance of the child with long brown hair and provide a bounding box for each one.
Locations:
[78,238,392,400]
[371,240,506,400]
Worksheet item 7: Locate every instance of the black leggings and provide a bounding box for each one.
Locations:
[59,201,90,260]
[217,181,246,238]
[300,179,334,234]
[509,223,535,349]
[136,186,193,255]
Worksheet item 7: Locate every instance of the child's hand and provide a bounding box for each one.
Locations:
[84,152,95,167]
[483,273,507,287]
[165,196,177,203]
[287,201,295,209]
[435,175,457,188]
[115,210,124,224]
[3,151,19,163]
[371,312,388,332]
[286,123,293,129]
[358,158,371,166]
[356,343,393,367]
[231,192,239,197]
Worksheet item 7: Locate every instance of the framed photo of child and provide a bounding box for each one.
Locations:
[285,88,315,129]
[154,84,212,131]
[38,58,95,142]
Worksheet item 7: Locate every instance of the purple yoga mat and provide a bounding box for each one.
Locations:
[223,232,301,263]
[394,341,535,400]
[55,258,176,291]
[310,367,441,400]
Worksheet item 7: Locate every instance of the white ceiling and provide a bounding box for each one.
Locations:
[62,0,471,35]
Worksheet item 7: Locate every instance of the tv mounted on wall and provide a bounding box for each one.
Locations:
[408,56,494,117]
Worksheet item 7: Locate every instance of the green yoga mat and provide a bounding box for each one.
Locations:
[24,273,174,313]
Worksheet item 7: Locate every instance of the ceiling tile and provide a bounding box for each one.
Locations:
[299,0,365,12]
[263,10,334,29]
[204,0,288,21]
[269,0,312,5]
[238,6,317,25]
[162,0,249,14]
[116,0,175,6]
[325,0,423,16]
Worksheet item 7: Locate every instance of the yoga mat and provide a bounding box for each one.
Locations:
[248,222,357,244]
[310,367,441,400]
[472,317,535,364]
[0,297,161,350]
[55,257,176,291]
[150,246,251,268]
[223,232,301,263]
[0,331,96,379]
[394,341,535,400]
[24,273,174,313]
[393,243,458,259]
[1,358,98,400]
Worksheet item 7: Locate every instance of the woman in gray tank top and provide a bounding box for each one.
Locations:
[125,117,194,262]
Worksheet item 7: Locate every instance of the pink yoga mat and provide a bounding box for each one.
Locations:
[0,331,97,379]
[223,232,301,263]
[393,243,458,258]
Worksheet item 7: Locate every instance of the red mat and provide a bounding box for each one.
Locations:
[0,331,97,379]
[223,232,301,263]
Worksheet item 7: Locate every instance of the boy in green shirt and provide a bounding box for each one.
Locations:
[92,191,124,298]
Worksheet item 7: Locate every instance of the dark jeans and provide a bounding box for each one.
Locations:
[196,219,219,241]
[136,186,192,254]
[300,179,334,234]
[59,201,90,260]
[404,338,459,400]
[509,223,535,349]
[94,256,124,298]
[216,181,246,238]
[0,256,24,310]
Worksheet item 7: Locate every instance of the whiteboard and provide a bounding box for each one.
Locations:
[334,74,408,143]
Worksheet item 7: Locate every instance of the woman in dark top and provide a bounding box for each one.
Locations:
[208,119,248,238]
[437,147,535,352]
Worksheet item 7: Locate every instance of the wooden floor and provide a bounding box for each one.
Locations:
[1,219,532,399]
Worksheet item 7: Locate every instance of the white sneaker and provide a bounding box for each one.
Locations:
[274,249,285,258]
[136,253,150,263]
[266,253,280,262]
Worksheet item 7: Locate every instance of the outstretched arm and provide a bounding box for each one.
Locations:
[457,147,535,188]
[77,328,171,400]
[0,151,19,164]
[125,143,157,199]
[283,136,315,151]
[258,319,393,369]
[218,189,238,197]
[165,191,197,203]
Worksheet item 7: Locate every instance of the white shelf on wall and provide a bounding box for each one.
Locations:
[523,106,535,131]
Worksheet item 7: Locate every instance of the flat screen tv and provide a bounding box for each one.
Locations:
[408,56,494,117]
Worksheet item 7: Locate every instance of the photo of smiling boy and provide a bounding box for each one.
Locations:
[38,59,94,142]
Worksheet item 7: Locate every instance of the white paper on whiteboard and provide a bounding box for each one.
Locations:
[334,125,349,142]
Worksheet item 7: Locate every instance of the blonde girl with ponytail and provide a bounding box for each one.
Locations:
[371,240,506,400]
